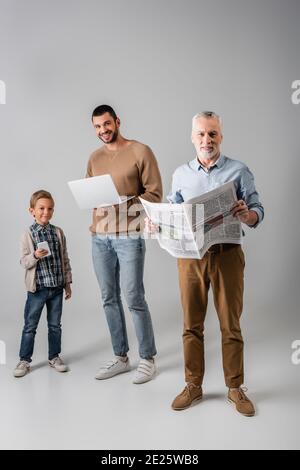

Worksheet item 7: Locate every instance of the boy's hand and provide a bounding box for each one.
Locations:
[34,249,48,258]
[64,285,72,300]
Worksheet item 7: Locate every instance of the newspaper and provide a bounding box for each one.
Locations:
[139,200,202,258]
[140,181,242,259]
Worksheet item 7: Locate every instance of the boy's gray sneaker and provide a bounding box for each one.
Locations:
[13,360,30,378]
[49,356,69,372]
[95,357,131,380]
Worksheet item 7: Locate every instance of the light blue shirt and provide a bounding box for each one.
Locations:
[167,154,264,227]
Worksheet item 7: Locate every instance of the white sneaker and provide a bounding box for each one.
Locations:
[13,360,30,378]
[49,356,69,372]
[95,357,131,380]
[133,358,156,384]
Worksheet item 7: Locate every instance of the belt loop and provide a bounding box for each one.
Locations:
[219,243,223,253]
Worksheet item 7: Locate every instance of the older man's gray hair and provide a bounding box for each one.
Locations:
[192,111,222,130]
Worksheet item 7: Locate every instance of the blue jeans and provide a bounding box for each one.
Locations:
[19,286,64,362]
[92,234,157,359]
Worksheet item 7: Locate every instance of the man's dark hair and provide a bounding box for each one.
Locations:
[92,104,117,121]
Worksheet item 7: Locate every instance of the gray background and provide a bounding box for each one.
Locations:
[0,0,299,450]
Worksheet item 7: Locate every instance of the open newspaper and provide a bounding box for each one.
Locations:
[140,181,242,259]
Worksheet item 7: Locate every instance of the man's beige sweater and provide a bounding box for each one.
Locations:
[86,140,163,234]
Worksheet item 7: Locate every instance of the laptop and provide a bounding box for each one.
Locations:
[68,174,134,209]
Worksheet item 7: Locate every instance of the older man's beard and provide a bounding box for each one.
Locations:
[199,149,216,160]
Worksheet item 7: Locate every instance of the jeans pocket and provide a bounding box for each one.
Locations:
[138,236,145,251]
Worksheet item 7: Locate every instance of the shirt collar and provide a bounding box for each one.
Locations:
[31,222,51,232]
[191,153,225,171]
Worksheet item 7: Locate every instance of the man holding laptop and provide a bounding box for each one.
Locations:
[68,174,135,210]
[87,104,162,384]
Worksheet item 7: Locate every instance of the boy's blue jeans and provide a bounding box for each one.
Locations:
[19,286,64,362]
[92,234,157,359]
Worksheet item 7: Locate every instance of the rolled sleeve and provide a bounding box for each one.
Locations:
[238,166,264,228]
[167,170,184,204]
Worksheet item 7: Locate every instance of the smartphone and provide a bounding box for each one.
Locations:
[37,241,51,257]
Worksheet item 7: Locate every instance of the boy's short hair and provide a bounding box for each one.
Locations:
[30,190,54,209]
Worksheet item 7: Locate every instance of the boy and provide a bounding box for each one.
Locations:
[14,190,72,377]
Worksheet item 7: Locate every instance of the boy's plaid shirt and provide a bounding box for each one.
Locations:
[30,222,64,288]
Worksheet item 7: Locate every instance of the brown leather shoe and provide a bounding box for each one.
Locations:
[228,387,255,417]
[171,383,203,411]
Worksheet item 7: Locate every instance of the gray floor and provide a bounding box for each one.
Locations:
[0,296,299,450]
